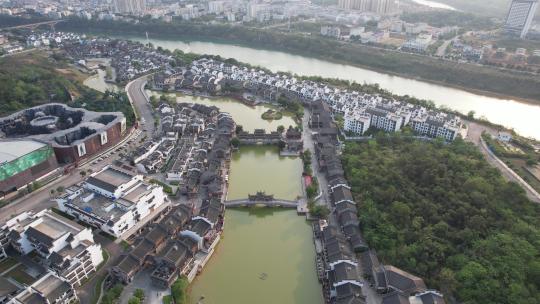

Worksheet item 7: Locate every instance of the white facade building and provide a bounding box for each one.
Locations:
[0,210,103,287]
[56,166,166,238]
[186,58,462,141]
[10,272,78,304]
[113,0,147,15]
[344,112,371,135]
[504,0,538,38]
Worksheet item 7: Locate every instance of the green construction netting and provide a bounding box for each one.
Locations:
[0,145,54,182]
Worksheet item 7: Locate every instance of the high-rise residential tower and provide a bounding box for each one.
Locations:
[113,0,147,15]
[338,0,396,15]
[504,0,538,38]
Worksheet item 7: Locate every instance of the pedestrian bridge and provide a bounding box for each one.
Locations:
[224,198,298,208]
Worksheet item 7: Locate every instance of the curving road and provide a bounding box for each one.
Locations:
[126,76,155,139]
[465,120,540,203]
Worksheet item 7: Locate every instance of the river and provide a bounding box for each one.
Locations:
[83,69,119,93]
[126,36,540,139]
[155,93,322,304]
[154,93,298,132]
[410,0,457,10]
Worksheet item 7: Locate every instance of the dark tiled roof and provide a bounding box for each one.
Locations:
[384,265,427,294]
[337,209,360,227]
[115,254,141,274]
[331,185,354,204]
[131,238,155,260]
[329,262,360,285]
[335,283,366,304]
[190,219,211,237]
[382,292,410,304]
[416,291,446,304]
[342,224,367,252]
[25,226,55,247]
[86,176,117,193]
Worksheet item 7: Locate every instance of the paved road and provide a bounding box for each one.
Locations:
[303,108,382,304]
[77,232,123,304]
[0,138,133,223]
[464,120,540,203]
[0,76,153,223]
[126,76,156,139]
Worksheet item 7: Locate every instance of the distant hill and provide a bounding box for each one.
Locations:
[0,51,135,126]
[0,51,83,115]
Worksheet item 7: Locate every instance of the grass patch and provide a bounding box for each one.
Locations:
[90,275,106,304]
[261,109,283,120]
[120,240,131,251]
[150,179,174,195]
[162,295,173,304]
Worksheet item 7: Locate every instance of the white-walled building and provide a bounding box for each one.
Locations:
[10,271,78,304]
[410,111,461,141]
[113,0,147,15]
[0,210,103,287]
[179,58,462,141]
[56,165,166,238]
[344,112,371,135]
[504,0,538,38]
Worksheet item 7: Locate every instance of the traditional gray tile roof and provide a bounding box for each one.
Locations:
[384,265,427,294]
[382,292,410,304]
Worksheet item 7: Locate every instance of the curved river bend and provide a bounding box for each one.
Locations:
[127,36,540,139]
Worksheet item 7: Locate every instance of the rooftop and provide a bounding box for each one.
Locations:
[23,210,84,246]
[0,139,47,163]
[67,190,130,223]
[89,166,136,189]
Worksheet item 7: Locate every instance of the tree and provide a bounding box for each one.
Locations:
[56,186,65,193]
[133,289,144,300]
[342,136,540,302]
[230,137,240,148]
[277,125,285,133]
[467,110,475,119]
[80,171,86,177]
[128,297,140,304]
[235,125,244,134]
[171,277,188,304]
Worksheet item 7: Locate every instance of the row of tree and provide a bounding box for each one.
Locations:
[342,134,540,304]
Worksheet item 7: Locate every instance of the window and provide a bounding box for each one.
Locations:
[77,143,87,157]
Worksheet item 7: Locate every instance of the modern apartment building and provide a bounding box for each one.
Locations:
[56,165,166,238]
[504,0,538,38]
[113,0,147,15]
[338,0,396,15]
[9,272,78,304]
[0,210,103,287]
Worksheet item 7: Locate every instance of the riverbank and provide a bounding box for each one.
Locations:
[183,117,321,303]
[189,209,324,304]
[58,18,540,103]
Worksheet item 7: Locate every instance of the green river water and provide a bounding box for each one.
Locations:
[164,94,324,304]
